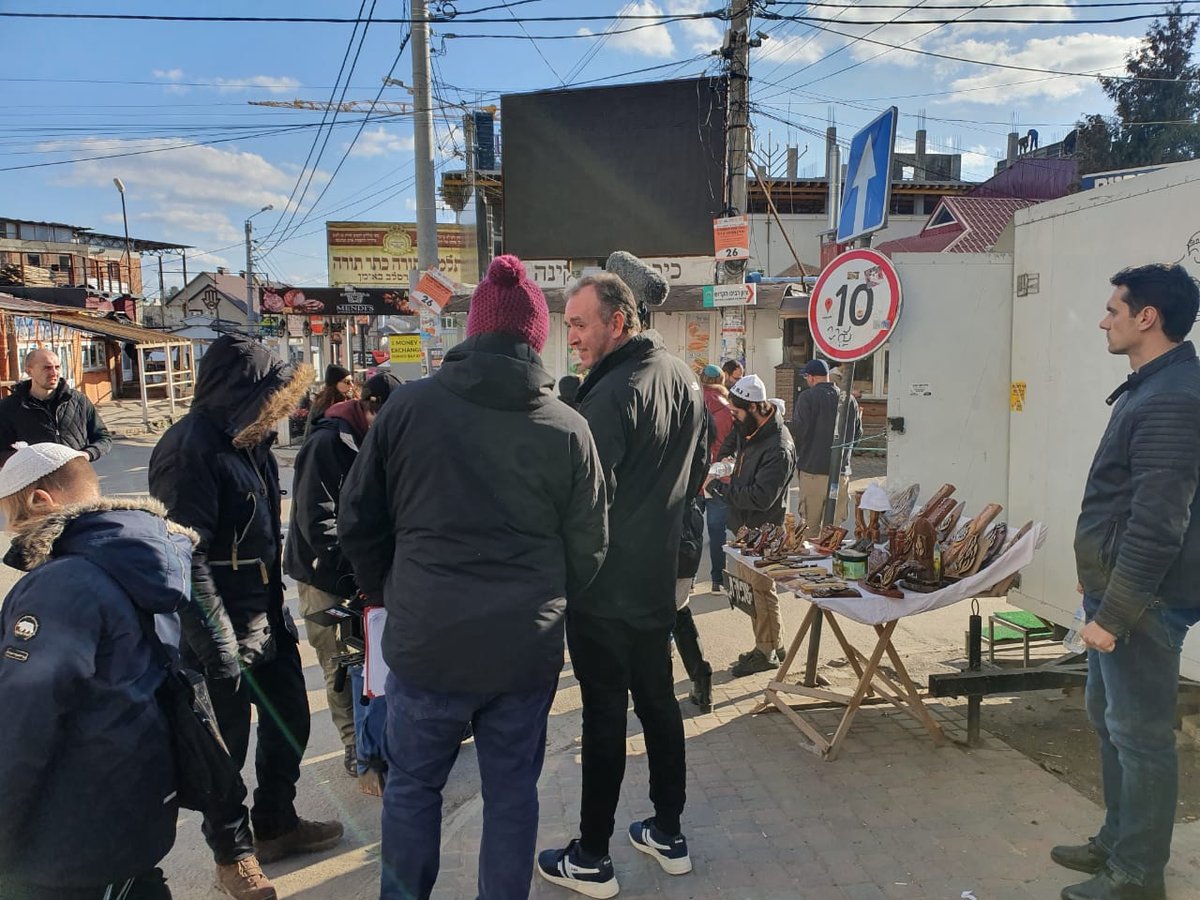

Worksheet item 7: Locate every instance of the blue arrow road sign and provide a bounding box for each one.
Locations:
[837,106,898,244]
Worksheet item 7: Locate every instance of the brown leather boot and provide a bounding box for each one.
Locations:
[215,855,277,900]
[255,817,344,864]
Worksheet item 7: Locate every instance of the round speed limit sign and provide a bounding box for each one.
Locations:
[808,248,903,363]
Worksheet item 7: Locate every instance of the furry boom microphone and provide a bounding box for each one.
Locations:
[605,251,669,307]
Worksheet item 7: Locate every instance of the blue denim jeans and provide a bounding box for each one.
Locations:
[705,497,729,586]
[1084,595,1188,886]
[380,671,558,900]
[350,665,388,775]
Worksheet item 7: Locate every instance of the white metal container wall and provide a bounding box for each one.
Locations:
[886,253,1015,510]
[1009,159,1200,679]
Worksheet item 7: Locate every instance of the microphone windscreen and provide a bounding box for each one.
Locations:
[605,250,669,306]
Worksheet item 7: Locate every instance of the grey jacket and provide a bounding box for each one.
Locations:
[1074,340,1200,637]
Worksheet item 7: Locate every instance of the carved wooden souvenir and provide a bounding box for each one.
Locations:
[937,501,966,545]
[881,482,920,531]
[867,509,882,544]
[914,483,956,522]
[980,521,1008,569]
[815,526,848,554]
[853,491,869,540]
[943,503,1004,578]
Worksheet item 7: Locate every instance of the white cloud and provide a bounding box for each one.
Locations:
[800,0,1079,67]
[213,75,302,94]
[41,137,327,246]
[960,143,1000,181]
[152,68,189,95]
[350,127,415,158]
[754,33,826,67]
[942,33,1139,104]
[578,2,676,58]
[667,0,721,53]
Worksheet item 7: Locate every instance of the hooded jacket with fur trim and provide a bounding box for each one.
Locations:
[0,498,193,888]
[149,334,312,675]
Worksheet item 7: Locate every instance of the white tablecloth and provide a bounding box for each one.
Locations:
[726,523,1046,627]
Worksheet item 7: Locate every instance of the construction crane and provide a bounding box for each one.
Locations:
[248,99,413,114]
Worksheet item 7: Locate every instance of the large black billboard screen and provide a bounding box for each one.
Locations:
[502,77,727,259]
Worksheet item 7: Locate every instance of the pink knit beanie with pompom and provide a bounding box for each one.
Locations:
[465,255,550,353]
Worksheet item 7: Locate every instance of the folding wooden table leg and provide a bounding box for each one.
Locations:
[879,629,947,745]
[823,620,898,760]
[752,603,818,714]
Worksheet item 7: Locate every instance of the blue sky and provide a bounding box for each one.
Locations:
[0,1,1169,294]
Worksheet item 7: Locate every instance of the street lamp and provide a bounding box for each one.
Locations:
[245,204,273,322]
[112,177,132,295]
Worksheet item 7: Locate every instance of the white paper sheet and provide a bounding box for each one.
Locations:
[364,606,390,698]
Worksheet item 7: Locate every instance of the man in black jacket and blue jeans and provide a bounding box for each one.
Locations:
[538,272,707,899]
[1053,264,1200,900]
[339,256,608,900]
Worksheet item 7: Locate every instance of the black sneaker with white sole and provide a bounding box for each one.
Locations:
[628,818,692,875]
[536,839,619,899]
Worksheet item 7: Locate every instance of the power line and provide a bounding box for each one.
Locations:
[770,17,1200,83]
[766,10,1200,26]
[262,0,379,248]
[264,20,414,255]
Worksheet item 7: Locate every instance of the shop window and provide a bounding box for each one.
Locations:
[26,253,41,268]
[82,339,107,372]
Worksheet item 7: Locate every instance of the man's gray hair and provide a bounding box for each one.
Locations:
[567,273,641,335]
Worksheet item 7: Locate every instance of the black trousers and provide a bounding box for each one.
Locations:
[0,869,171,900]
[673,606,711,684]
[566,612,686,857]
[203,636,311,864]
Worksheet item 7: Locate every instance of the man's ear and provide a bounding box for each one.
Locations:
[1137,304,1162,333]
[28,488,57,513]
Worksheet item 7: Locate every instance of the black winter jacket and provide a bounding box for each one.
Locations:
[715,412,797,531]
[0,499,191,888]
[149,335,300,677]
[284,415,361,597]
[791,381,860,475]
[338,333,608,694]
[574,333,708,628]
[0,379,113,461]
[1075,340,1200,637]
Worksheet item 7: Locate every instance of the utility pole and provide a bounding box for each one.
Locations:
[719,1,760,285]
[245,204,273,325]
[725,0,752,218]
[412,0,438,271]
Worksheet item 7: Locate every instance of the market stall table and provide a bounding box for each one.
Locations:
[723,524,1046,760]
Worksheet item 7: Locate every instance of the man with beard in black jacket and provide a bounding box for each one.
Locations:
[149,335,342,900]
[0,348,112,464]
[709,374,797,677]
[338,256,608,900]
[538,272,707,899]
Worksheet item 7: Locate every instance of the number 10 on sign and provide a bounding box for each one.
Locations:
[808,248,903,363]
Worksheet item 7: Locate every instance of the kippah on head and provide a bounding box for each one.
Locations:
[0,442,89,499]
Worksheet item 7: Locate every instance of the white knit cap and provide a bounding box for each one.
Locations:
[730,374,767,403]
[0,442,88,499]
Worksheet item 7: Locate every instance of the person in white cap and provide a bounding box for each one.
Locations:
[0,442,194,899]
[708,375,797,677]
